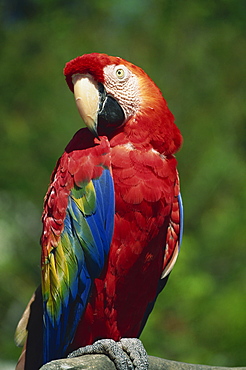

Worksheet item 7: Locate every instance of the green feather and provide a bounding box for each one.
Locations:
[42,181,97,321]
[71,181,96,216]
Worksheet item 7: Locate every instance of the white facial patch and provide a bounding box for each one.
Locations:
[103,64,141,120]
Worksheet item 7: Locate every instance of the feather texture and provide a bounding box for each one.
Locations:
[15,53,183,369]
[41,131,115,362]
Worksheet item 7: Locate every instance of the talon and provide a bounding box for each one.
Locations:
[119,338,149,370]
[68,338,148,370]
[68,338,133,370]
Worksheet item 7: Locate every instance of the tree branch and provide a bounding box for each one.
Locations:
[40,354,246,370]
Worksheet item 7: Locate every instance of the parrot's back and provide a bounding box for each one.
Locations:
[15,52,183,370]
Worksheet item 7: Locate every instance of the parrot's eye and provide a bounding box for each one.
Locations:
[115,68,125,79]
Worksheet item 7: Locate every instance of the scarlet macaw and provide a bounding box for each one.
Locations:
[15,53,183,370]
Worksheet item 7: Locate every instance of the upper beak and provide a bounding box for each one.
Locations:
[72,74,99,138]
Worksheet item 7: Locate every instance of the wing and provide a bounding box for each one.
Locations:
[161,172,183,279]
[137,172,183,336]
[41,129,115,363]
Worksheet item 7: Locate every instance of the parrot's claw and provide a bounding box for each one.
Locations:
[68,338,149,370]
[118,338,149,370]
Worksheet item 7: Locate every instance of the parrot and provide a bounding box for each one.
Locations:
[15,53,183,370]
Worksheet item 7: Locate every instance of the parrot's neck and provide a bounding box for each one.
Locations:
[109,111,182,156]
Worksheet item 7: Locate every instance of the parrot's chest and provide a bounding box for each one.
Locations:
[72,145,174,347]
[93,149,173,337]
[107,144,173,287]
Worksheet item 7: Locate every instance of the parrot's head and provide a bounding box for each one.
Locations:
[64,53,182,155]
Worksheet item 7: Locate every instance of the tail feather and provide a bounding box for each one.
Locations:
[15,286,43,370]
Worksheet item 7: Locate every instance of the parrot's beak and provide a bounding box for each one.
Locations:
[72,74,99,138]
[72,73,125,137]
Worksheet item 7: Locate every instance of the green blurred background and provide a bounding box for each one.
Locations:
[0,0,245,367]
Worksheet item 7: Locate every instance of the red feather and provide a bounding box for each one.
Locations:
[71,140,179,349]
[16,54,183,370]
[65,54,182,349]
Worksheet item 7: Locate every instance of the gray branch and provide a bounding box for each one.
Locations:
[40,354,246,370]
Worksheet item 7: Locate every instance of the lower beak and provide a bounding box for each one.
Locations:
[72,74,99,137]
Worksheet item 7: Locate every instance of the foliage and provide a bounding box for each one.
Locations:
[0,0,245,366]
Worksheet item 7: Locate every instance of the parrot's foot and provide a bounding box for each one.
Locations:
[68,338,149,370]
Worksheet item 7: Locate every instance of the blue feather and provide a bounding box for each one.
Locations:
[43,167,115,363]
[178,192,184,248]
